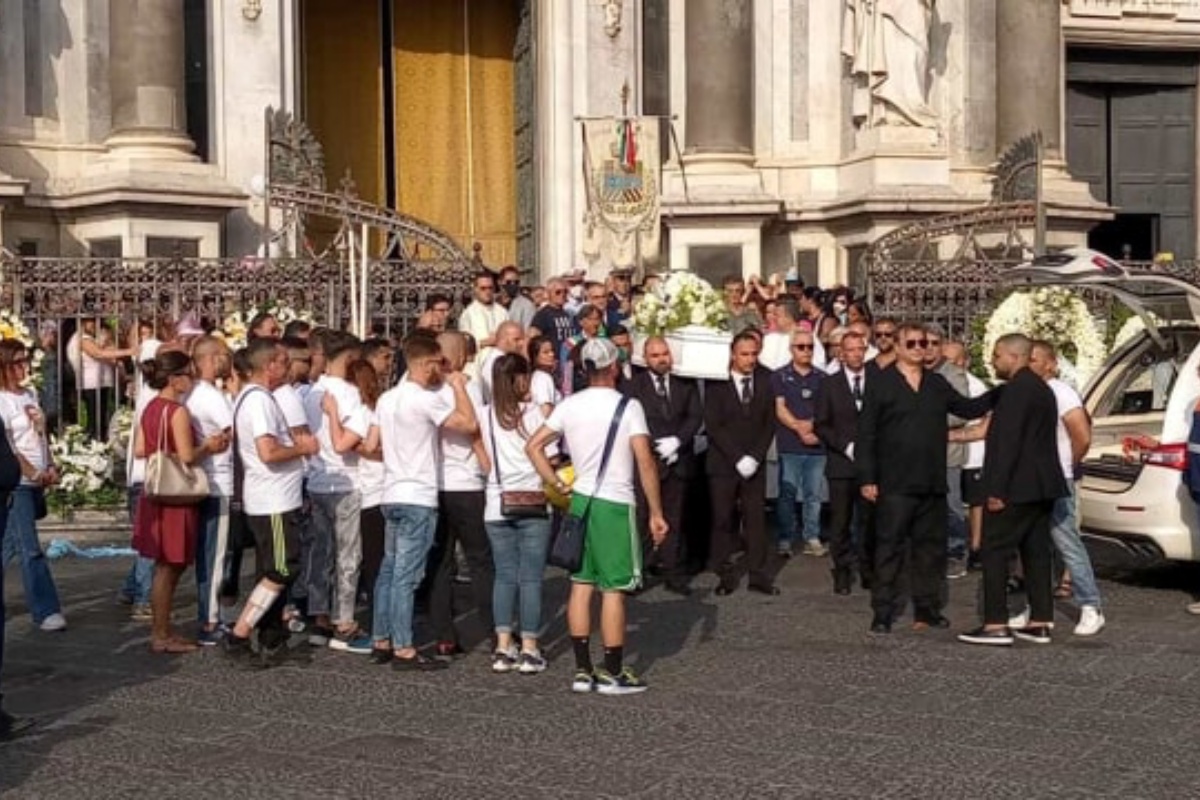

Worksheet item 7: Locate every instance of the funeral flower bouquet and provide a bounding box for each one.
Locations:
[632,273,728,336]
[48,424,122,514]
[219,304,314,349]
[982,287,1106,389]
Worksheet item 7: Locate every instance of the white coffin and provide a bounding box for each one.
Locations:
[632,325,732,380]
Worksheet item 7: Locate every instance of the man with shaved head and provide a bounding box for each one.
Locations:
[478,321,526,404]
[958,333,1068,647]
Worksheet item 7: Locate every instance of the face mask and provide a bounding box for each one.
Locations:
[503,283,519,299]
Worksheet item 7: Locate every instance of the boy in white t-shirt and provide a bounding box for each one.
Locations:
[302,331,371,654]
[223,339,318,662]
[372,334,478,670]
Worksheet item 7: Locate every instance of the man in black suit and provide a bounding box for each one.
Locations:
[959,333,1068,647]
[814,330,872,595]
[706,330,778,596]
[857,322,994,634]
[624,336,704,595]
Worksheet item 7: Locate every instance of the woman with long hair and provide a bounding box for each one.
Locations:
[482,354,553,674]
[0,340,67,632]
[526,336,561,417]
[132,350,229,654]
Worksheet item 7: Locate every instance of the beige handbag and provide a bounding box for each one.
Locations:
[144,405,209,505]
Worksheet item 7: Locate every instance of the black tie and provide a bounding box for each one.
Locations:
[655,374,670,412]
[853,374,863,404]
[740,376,752,406]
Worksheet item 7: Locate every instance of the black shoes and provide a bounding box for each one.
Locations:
[663,579,693,597]
[832,569,852,596]
[0,708,34,743]
[869,616,892,634]
[392,652,449,672]
[714,577,739,597]
[370,647,394,665]
[747,582,781,596]
[957,626,1014,646]
[1012,624,1053,645]
[912,613,951,632]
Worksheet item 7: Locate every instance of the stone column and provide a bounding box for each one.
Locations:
[684,0,754,161]
[105,0,196,160]
[996,0,1061,156]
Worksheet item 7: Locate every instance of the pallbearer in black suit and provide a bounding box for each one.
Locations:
[958,334,1068,647]
[624,337,704,595]
[705,331,778,596]
[856,322,994,634]
[814,330,871,595]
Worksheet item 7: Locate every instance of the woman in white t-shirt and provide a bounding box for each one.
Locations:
[0,340,67,631]
[481,354,553,675]
[526,336,561,418]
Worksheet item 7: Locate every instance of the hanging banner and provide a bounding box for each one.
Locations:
[581,117,662,270]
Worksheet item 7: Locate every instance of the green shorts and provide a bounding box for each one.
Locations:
[569,493,641,592]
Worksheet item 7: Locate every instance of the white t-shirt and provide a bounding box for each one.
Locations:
[478,350,501,404]
[379,379,454,508]
[273,383,308,431]
[545,387,649,506]
[438,380,486,492]
[186,379,234,496]
[0,390,46,483]
[304,375,370,494]
[964,373,988,470]
[235,386,304,515]
[1049,377,1084,481]
[530,370,561,407]
[127,387,158,485]
[760,332,791,371]
[481,403,549,522]
[359,409,385,509]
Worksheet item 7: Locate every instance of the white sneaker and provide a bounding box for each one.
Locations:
[1007,608,1029,630]
[1187,601,1200,616]
[1074,606,1105,636]
[39,613,67,632]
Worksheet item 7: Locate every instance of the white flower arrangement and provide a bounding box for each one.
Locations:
[218,304,314,349]
[982,288,1107,390]
[48,424,121,513]
[1110,314,1161,353]
[0,309,45,388]
[107,406,136,470]
[631,272,729,336]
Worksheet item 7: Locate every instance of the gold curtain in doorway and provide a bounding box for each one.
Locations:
[393,0,517,266]
[302,0,383,207]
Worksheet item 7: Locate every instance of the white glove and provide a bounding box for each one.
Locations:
[844,443,855,462]
[655,436,681,460]
[664,452,679,466]
[735,456,759,479]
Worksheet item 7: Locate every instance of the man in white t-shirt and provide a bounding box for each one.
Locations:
[186,336,235,645]
[1025,340,1104,636]
[223,338,318,662]
[426,332,494,656]
[373,334,478,670]
[478,321,526,404]
[302,331,371,654]
[457,271,509,366]
[526,338,667,696]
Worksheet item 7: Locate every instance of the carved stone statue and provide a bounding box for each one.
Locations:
[842,0,938,129]
[604,0,623,38]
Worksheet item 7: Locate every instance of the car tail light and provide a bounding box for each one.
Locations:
[1141,442,1188,471]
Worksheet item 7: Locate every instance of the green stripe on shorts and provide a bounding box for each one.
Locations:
[569,493,641,592]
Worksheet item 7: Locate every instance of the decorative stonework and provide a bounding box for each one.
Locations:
[1068,0,1200,20]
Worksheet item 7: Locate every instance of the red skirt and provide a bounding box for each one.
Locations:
[132,495,199,566]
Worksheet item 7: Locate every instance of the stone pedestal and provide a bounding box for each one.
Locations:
[104,0,196,162]
[841,126,951,191]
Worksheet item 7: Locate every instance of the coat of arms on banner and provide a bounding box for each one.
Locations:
[582,117,662,269]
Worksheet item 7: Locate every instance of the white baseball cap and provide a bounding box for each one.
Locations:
[580,338,619,371]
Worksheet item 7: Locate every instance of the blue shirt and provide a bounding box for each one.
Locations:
[771,364,825,455]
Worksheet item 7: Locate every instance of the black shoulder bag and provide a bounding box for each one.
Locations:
[548,396,629,572]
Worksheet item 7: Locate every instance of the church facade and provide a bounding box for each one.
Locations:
[1,0,1198,286]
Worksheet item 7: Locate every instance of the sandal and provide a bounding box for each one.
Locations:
[150,638,200,654]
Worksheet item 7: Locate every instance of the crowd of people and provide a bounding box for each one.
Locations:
[0,263,1132,737]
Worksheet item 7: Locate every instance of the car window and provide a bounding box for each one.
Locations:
[1093,332,1199,417]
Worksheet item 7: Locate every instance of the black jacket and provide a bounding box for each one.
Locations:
[814,367,869,481]
[704,366,776,478]
[856,365,994,495]
[982,367,1069,504]
[623,371,704,479]
[0,415,20,492]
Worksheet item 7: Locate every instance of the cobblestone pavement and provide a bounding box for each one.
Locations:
[2,543,1200,799]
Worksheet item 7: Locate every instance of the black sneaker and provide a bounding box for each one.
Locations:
[1012,624,1053,645]
[392,652,449,672]
[957,626,1014,646]
[369,646,394,665]
[307,625,334,647]
[0,709,35,742]
[594,667,648,696]
[222,633,252,660]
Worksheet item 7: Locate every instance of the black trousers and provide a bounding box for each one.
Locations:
[359,505,385,627]
[981,501,1055,625]
[428,490,494,644]
[828,478,867,574]
[871,492,946,620]
[246,510,304,647]
[637,470,687,579]
[707,471,769,587]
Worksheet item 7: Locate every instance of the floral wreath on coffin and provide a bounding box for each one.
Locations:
[0,309,45,388]
[631,272,729,336]
[218,304,315,350]
[981,287,1106,390]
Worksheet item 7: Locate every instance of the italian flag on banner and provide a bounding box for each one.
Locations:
[617,119,637,172]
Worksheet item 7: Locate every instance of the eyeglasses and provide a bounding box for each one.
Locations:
[791,344,814,351]
[905,339,929,349]
[874,330,895,338]
[502,281,519,288]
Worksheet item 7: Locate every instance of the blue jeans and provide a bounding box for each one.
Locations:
[946,467,967,559]
[1050,483,1101,608]
[373,504,438,649]
[195,496,230,626]
[2,487,63,624]
[777,453,826,545]
[486,517,551,639]
[122,485,153,604]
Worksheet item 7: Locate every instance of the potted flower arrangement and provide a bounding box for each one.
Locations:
[46,424,122,518]
[631,272,731,379]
